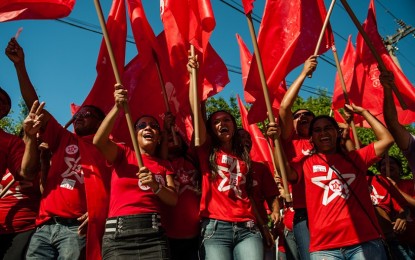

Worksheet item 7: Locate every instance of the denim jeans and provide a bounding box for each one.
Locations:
[26,220,86,260]
[102,213,169,260]
[293,209,310,260]
[199,218,263,260]
[284,227,300,260]
[310,239,387,260]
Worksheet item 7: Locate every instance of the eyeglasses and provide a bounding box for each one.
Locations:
[74,111,98,120]
[135,122,160,131]
[293,111,313,120]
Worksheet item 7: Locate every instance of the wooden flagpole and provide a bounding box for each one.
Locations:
[190,45,201,146]
[93,0,143,167]
[152,50,179,145]
[309,0,336,78]
[331,45,360,149]
[245,13,291,202]
[339,0,407,109]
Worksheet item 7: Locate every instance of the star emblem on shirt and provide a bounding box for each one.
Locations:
[216,157,246,198]
[369,185,385,205]
[311,167,356,206]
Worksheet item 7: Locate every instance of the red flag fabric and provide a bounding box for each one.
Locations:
[160,0,226,104]
[160,0,215,53]
[81,0,126,115]
[245,0,334,124]
[236,34,255,103]
[237,95,274,172]
[78,140,111,260]
[354,0,415,125]
[112,32,227,146]
[332,36,355,110]
[0,0,75,22]
[241,0,255,15]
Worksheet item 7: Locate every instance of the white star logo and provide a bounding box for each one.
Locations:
[61,156,84,184]
[216,157,246,198]
[369,185,385,205]
[311,167,356,206]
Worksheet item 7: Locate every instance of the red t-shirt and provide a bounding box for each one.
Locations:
[37,117,89,225]
[252,161,279,222]
[367,174,405,216]
[0,129,24,179]
[165,155,201,238]
[283,134,313,209]
[292,144,382,252]
[198,146,255,222]
[0,171,40,234]
[109,143,173,217]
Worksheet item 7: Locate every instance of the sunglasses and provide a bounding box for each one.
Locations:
[135,121,160,131]
[293,111,313,120]
[74,111,98,120]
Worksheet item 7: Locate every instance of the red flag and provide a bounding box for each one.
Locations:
[245,0,334,123]
[0,0,75,22]
[236,33,254,103]
[81,0,126,115]
[78,141,111,260]
[354,0,415,125]
[237,95,274,171]
[241,0,255,15]
[160,0,215,53]
[332,36,356,110]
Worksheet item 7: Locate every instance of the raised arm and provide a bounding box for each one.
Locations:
[6,38,51,124]
[381,70,412,151]
[345,104,393,156]
[279,55,317,139]
[92,85,124,163]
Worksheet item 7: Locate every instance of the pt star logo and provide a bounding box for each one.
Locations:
[216,157,246,198]
[311,167,356,206]
[369,185,385,205]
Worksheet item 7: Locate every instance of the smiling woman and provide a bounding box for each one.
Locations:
[92,85,178,260]
[287,103,394,259]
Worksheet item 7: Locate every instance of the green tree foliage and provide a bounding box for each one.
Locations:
[206,92,415,178]
[0,99,28,135]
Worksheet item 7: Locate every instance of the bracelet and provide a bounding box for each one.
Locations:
[154,183,163,195]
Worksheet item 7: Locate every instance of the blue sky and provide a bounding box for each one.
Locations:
[0,0,414,126]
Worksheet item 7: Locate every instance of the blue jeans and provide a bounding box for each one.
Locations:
[199,218,263,260]
[102,214,169,260]
[310,239,387,260]
[26,220,86,260]
[284,227,300,260]
[293,209,310,260]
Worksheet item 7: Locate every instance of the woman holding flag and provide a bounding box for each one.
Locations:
[188,55,279,260]
[92,84,178,260]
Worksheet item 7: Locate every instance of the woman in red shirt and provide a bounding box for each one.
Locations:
[93,85,178,260]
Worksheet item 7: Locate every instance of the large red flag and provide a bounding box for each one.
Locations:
[160,0,215,53]
[354,0,415,125]
[81,0,126,115]
[237,95,274,172]
[245,0,334,124]
[160,0,227,104]
[0,0,75,22]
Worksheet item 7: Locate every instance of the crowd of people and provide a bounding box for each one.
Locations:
[0,36,415,260]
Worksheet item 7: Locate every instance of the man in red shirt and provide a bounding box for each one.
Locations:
[7,38,111,260]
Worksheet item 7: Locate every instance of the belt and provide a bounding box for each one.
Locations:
[232,220,256,229]
[105,213,162,234]
[46,216,81,226]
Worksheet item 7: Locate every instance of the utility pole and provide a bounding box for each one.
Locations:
[383,19,415,70]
